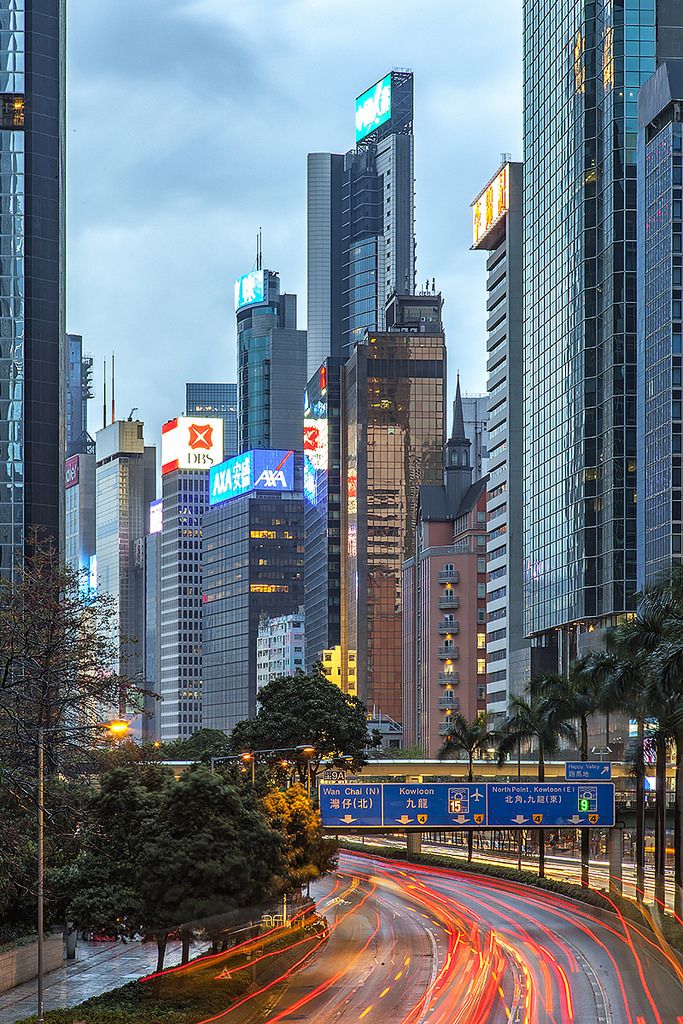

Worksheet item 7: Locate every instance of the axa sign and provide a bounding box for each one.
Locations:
[161,416,224,475]
[209,449,295,506]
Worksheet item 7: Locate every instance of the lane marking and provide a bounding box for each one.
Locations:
[394,970,403,980]
[359,1005,373,1019]
[379,987,390,998]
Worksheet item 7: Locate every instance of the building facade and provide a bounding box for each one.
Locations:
[471,160,527,720]
[0,2,65,573]
[64,451,95,583]
[144,500,162,742]
[637,63,683,587]
[235,269,306,453]
[522,1,683,662]
[403,383,488,756]
[341,293,446,724]
[256,608,305,688]
[203,449,304,731]
[307,71,415,375]
[461,394,489,479]
[186,382,238,462]
[95,421,156,684]
[303,357,344,669]
[66,334,94,457]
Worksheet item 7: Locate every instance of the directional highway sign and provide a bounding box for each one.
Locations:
[565,761,612,781]
[319,782,615,829]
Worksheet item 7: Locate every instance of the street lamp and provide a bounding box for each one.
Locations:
[241,751,255,786]
[36,717,130,1024]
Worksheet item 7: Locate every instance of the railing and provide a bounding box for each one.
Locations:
[438,645,459,660]
[438,570,459,583]
[438,695,460,710]
[437,672,460,684]
[438,620,460,635]
[438,594,459,609]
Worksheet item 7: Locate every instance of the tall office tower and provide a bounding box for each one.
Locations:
[186,382,238,461]
[203,449,304,731]
[307,71,415,375]
[341,293,446,725]
[64,452,96,582]
[95,421,156,684]
[144,499,162,742]
[65,334,94,456]
[403,384,488,756]
[523,2,683,665]
[235,269,306,453]
[461,394,489,478]
[303,357,344,668]
[0,3,65,573]
[157,416,223,740]
[638,63,683,587]
[471,161,527,721]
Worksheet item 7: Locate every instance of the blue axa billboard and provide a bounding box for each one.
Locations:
[209,449,295,506]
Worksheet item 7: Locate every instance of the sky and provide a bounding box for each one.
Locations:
[67,0,523,447]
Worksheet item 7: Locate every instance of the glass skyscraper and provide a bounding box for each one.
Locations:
[235,269,306,454]
[523,0,683,656]
[307,71,415,377]
[185,381,238,461]
[341,294,445,724]
[638,62,683,587]
[0,2,65,573]
[66,334,94,457]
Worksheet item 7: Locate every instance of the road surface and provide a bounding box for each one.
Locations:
[201,849,683,1023]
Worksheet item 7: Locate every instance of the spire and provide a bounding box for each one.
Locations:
[450,374,467,443]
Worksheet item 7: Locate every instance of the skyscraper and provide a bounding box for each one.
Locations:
[341,293,445,724]
[471,160,527,720]
[186,382,238,461]
[523,1,683,663]
[0,3,65,572]
[637,62,683,587]
[66,334,94,457]
[303,356,344,668]
[307,71,415,375]
[235,269,306,453]
[203,449,304,731]
[95,420,156,685]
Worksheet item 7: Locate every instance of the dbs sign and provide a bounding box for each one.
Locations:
[161,416,223,475]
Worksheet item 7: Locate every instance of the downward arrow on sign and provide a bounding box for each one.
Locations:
[339,814,357,824]
[568,815,583,825]
[512,814,528,825]
[396,815,413,825]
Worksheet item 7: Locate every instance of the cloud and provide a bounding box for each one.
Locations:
[67,0,522,459]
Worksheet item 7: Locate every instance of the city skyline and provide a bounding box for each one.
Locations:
[67,0,522,444]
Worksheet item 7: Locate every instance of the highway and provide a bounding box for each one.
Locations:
[203,849,683,1024]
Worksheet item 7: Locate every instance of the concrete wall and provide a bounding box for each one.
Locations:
[0,935,63,994]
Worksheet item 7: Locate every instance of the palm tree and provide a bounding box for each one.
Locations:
[440,713,496,863]
[497,681,576,878]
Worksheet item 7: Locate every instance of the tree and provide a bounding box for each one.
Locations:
[229,671,371,782]
[160,728,233,763]
[263,784,337,888]
[498,683,576,878]
[68,765,283,974]
[440,714,497,863]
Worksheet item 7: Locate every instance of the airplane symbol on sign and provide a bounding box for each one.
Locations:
[472,789,485,802]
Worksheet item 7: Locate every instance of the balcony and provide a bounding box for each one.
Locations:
[438,593,459,610]
[438,695,460,711]
[438,645,459,660]
[438,619,460,635]
[438,672,460,684]
[438,721,454,735]
[438,569,459,584]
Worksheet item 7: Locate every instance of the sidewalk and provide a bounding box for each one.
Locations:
[0,937,210,1023]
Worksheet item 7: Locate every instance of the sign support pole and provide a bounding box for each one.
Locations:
[608,824,623,895]
[406,832,422,858]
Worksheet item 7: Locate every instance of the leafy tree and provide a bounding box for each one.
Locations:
[440,714,497,863]
[498,684,576,878]
[229,671,370,782]
[263,784,337,889]
[161,728,233,763]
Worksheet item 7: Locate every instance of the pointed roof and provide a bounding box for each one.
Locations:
[450,374,467,444]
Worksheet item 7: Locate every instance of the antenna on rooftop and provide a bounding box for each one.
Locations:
[102,360,107,430]
[256,227,263,271]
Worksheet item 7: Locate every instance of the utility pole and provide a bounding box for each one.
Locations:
[37,727,44,1024]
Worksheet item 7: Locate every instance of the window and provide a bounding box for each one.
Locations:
[477,658,486,675]
[477,633,486,649]
[477,557,486,573]
[477,583,486,598]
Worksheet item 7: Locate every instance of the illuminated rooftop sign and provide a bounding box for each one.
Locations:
[149,498,163,535]
[234,270,266,311]
[161,417,224,476]
[355,74,392,142]
[209,449,295,506]
[472,164,509,248]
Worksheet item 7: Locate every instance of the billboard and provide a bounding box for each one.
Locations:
[149,498,163,535]
[65,455,79,490]
[234,270,266,311]
[472,164,509,247]
[161,417,224,476]
[355,74,392,142]
[209,449,295,506]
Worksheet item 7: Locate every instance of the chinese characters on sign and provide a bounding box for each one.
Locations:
[472,164,509,247]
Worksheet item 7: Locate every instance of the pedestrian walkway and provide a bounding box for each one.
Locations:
[0,937,210,1023]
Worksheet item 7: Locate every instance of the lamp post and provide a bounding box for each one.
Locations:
[211,745,317,792]
[35,718,130,1024]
